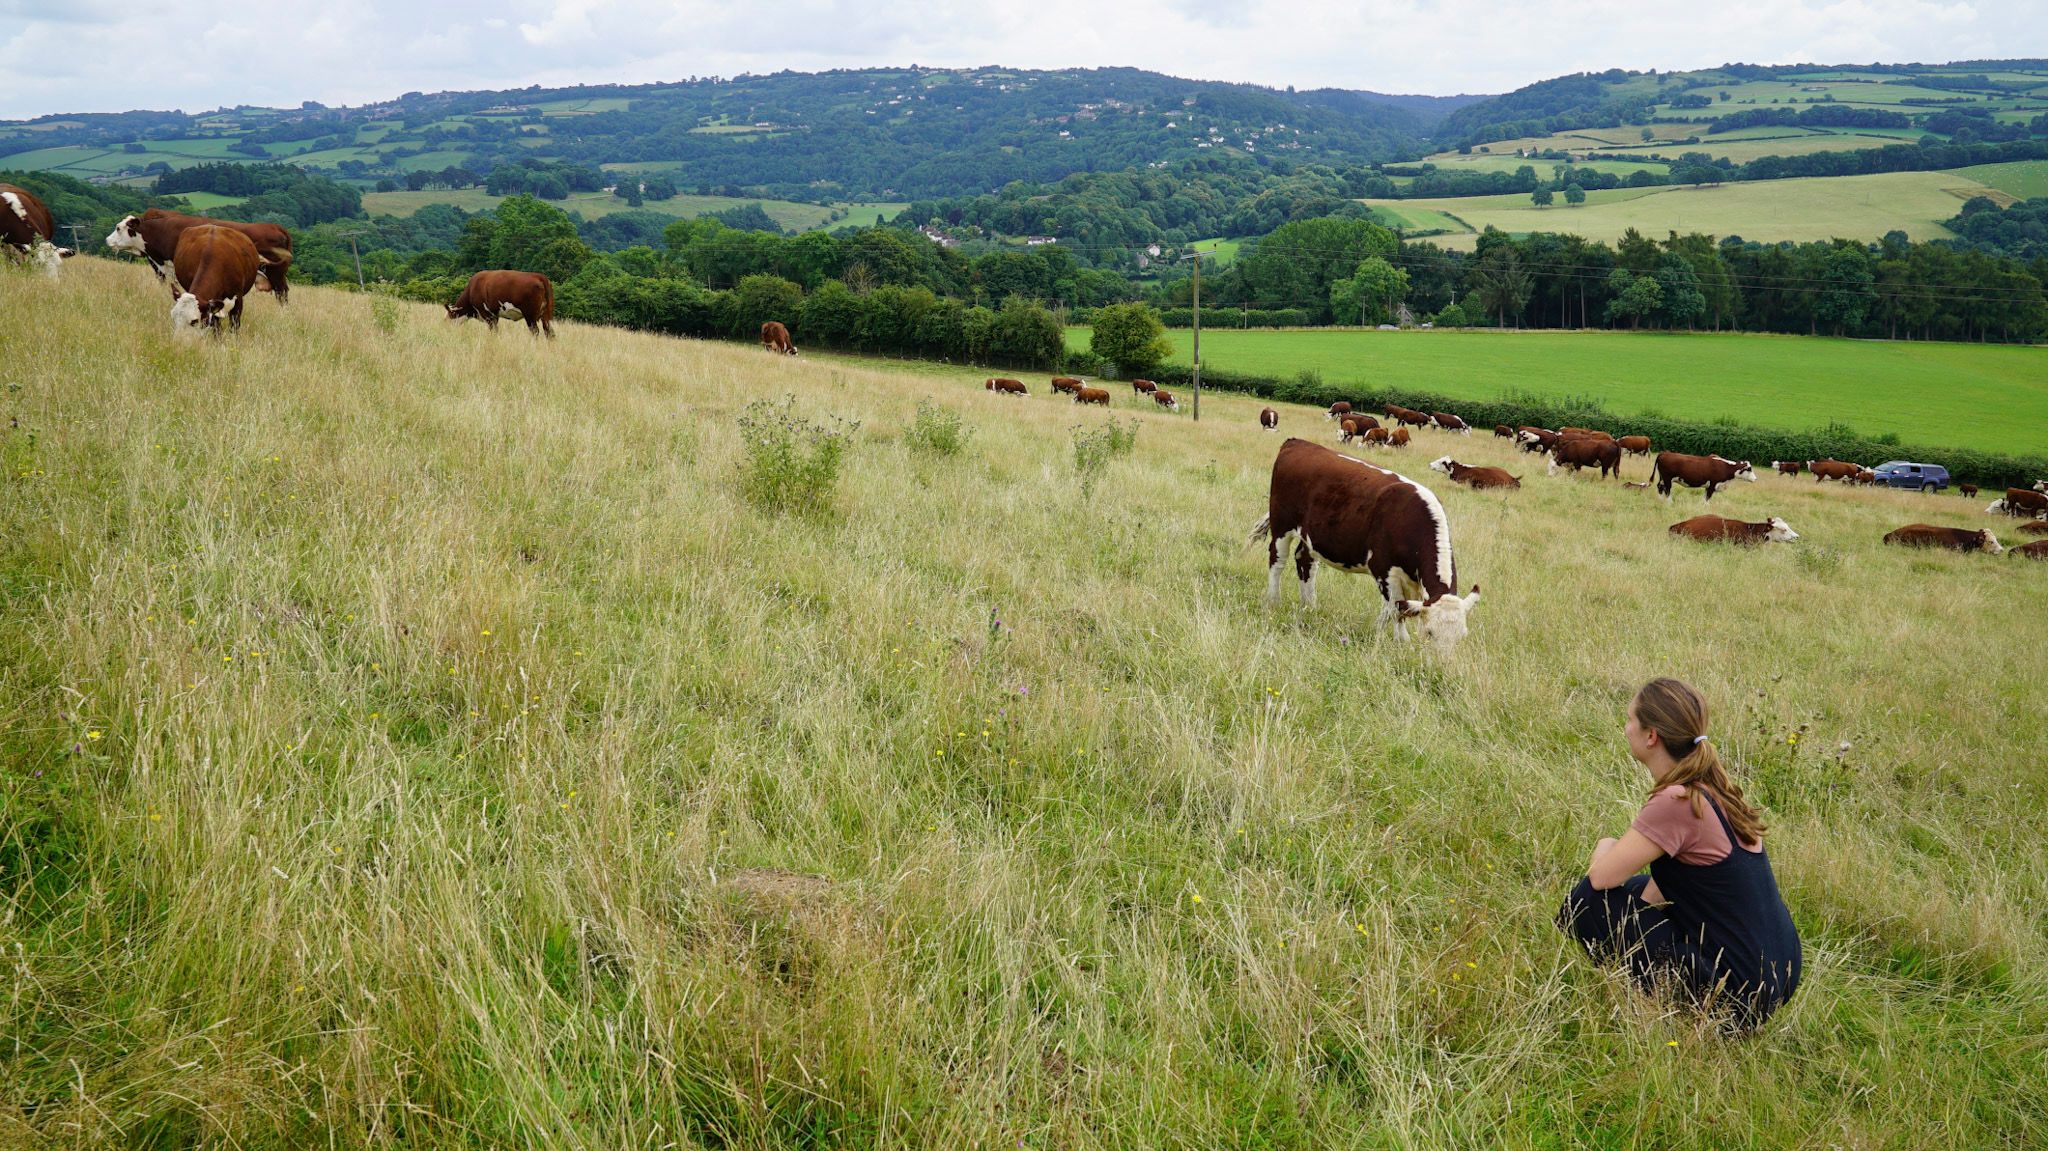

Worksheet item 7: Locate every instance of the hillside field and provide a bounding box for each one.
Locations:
[1064,327,2048,456]
[3,259,2046,1149]
[358,189,907,232]
[1365,169,1999,249]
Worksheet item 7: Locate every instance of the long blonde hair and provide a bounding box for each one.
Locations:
[1634,677,1767,845]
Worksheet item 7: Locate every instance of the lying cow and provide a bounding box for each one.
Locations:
[1988,488,2048,518]
[448,270,556,337]
[107,208,291,301]
[760,320,796,354]
[1132,379,1158,395]
[1430,456,1520,490]
[1652,452,1755,502]
[1809,459,1860,482]
[1152,390,1180,411]
[2012,540,2048,560]
[1,183,74,277]
[1249,437,1481,652]
[1073,386,1111,406]
[169,224,260,337]
[1430,412,1470,434]
[1618,435,1652,457]
[2018,521,2048,536]
[1259,407,1279,431]
[1669,515,1799,544]
[1771,460,1805,476]
[986,377,1027,395]
[1050,377,1085,395]
[1884,524,2002,553]
[1550,435,1622,479]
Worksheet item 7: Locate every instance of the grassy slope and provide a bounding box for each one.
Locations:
[3,259,2046,1149]
[1958,160,2048,199]
[1062,328,2048,455]
[359,189,908,232]
[1366,170,1993,250]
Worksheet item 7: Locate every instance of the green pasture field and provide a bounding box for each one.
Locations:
[1665,79,2006,111]
[1957,160,2048,199]
[166,192,247,212]
[1191,236,1241,264]
[1364,203,1476,234]
[534,97,631,115]
[1629,129,1933,165]
[1409,155,1667,179]
[1061,326,2048,455]
[1365,170,1992,251]
[3,258,2045,1149]
[356,188,907,233]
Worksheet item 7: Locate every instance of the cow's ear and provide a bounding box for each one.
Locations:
[1396,600,1426,618]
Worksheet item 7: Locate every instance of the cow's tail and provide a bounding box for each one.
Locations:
[540,276,557,337]
[1244,513,1272,551]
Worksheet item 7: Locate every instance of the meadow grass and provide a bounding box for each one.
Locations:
[1061,326,2048,455]
[3,259,2046,1148]
[357,189,907,233]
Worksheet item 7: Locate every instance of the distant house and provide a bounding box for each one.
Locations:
[1022,236,1057,246]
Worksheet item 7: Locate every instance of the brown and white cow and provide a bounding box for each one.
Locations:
[760,320,795,354]
[1988,488,2048,518]
[1884,524,2002,553]
[1516,427,1561,453]
[1073,386,1111,406]
[1386,405,1431,429]
[1,184,73,277]
[1430,456,1520,490]
[1326,401,1353,421]
[1259,407,1279,431]
[1550,435,1623,479]
[2011,540,2048,560]
[1618,435,1652,457]
[1559,427,1614,441]
[2018,521,2048,536]
[1809,459,1860,483]
[1151,389,1179,411]
[448,271,556,337]
[1771,460,1805,476]
[1668,515,1799,544]
[1388,428,1411,448]
[1493,424,1515,440]
[168,225,261,337]
[986,377,1027,395]
[1050,376,1085,395]
[1339,415,1377,443]
[107,209,291,301]
[1429,412,1470,434]
[2035,480,2048,494]
[1250,438,1480,652]
[1652,452,1755,502]
[1852,468,1878,486]
[1132,379,1158,395]
[1360,427,1391,447]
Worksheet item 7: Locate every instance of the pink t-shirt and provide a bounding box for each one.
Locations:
[1632,785,1763,865]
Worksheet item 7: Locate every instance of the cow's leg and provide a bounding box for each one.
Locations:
[1295,539,1317,609]
[1703,482,1717,502]
[228,296,244,332]
[1266,531,1290,608]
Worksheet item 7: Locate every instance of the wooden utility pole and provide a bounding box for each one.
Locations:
[336,230,367,290]
[1191,251,1201,422]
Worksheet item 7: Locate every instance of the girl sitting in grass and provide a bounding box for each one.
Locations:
[1559,677,1802,1030]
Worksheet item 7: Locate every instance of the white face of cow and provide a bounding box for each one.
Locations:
[170,292,206,337]
[1397,588,1482,655]
[1718,458,1757,482]
[1429,456,1455,475]
[1981,531,2003,555]
[1766,517,1800,542]
[106,216,147,256]
[31,241,68,278]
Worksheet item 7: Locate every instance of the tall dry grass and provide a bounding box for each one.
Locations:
[2,258,2045,1149]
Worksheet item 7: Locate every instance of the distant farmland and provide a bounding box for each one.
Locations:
[358,190,908,232]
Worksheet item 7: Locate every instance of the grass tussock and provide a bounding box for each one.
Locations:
[2,258,2046,1149]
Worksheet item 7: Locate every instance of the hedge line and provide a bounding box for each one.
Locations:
[1134,366,2048,490]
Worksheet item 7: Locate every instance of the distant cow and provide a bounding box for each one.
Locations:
[1771,460,1805,476]
[1493,424,1515,440]
[449,271,556,337]
[1988,488,2048,517]
[1809,459,1860,483]
[2018,521,2048,536]
[169,225,261,338]
[986,377,1027,395]
[1559,427,1614,441]
[1151,389,1179,411]
[106,209,290,301]
[1132,379,1158,395]
[1249,437,1481,652]
[1073,386,1111,406]
[2012,540,2048,560]
[1326,402,1353,421]
[1361,427,1391,447]
[2035,481,2048,494]
[1852,468,1877,486]
[1669,515,1799,544]
[1430,456,1520,490]
[1259,407,1279,431]
[1652,452,1756,502]
[1050,376,1084,396]
[1884,524,2002,553]
[1958,484,1979,498]
[1,184,73,277]
[1516,428,1561,453]
[1618,435,1651,457]
[1339,416,1377,443]
[1551,435,1623,479]
[1387,405,1431,429]
[1389,428,1411,448]
[760,320,795,354]
[1430,412,1470,434]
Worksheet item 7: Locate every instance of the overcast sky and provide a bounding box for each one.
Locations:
[3,0,2043,119]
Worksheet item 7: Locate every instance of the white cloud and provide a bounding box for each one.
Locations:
[0,0,2043,118]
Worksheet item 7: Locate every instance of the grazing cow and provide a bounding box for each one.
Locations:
[760,320,795,354]
[1516,428,1561,453]
[168,225,260,337]
[1652,452,1756,502]
[1430,456,1520,490]
[1,184,73,277]
[1430,412,1470,434]
[1959,484,1978,498]
[1050,376,1084,396]
[1852,468,1877,486]
[2012,540,2048,560]
[1988,488,2048,517]
[1618,435,1652,457]
[1771,460,1805,476]
[1249,438,1481,652]
[1361,427,1391,447]
[2018,521,2048,536]
[1493,424,1516,440]
[1550,435,1623,479]
[1388,428,1411,448]
[1884,524,2002,553]
[449,270,556,337]
[1560,427,1614,441]
[1326,401,1353,421]
[1809,459,1860,483]
[1259,407,1279,431]
[1073,386,1111,406]
[1151,389,1179,411]
[106,209,291,301]
[986,377,1027,396]
[1669,515,1799,544]
[1386,405,1431,429]
[1339,415,1379,443]
[1132,379,1158,395]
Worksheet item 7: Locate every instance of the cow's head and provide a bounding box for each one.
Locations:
[1720,457,1756,482]
[1987,499,2008,515]
[105,216,146,256]
[1764,517,1800,542]
[2034,480,2047,494]
[31,241,70,278]
[445,303,468,323]
[1396,586,1482,655]
[170,292,207,337]
[1980,530,2004,554]
[1429,456,1457,475]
